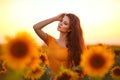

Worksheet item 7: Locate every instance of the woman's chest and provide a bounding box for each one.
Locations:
[47,45,68,61]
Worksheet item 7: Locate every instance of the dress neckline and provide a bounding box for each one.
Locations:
[54,39,67,49]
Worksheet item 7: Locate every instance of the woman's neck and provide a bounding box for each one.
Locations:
[56,32,68,48]
[58,32,67,42]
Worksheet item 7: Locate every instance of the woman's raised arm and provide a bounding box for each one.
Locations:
[33,13,66,43]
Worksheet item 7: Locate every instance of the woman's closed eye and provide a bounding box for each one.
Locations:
[64,21,69,25]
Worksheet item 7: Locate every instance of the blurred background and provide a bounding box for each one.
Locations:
[0,0,120,45]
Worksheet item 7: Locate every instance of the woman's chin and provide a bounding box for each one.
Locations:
[57,28,60,31]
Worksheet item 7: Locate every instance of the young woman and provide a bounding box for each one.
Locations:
[33,13,86,74]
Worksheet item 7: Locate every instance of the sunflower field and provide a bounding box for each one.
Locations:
[0,31,120,80]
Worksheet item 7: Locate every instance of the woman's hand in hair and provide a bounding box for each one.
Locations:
[54,13,66,21]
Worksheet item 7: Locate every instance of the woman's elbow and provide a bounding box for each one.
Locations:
[33,25,37,30]
[33,25,41,33]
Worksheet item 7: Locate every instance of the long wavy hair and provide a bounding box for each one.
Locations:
[66,13,85,68]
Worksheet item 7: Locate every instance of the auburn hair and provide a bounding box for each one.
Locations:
[66,13,85,68]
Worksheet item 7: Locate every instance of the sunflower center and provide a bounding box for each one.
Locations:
[113,68,120,76]
[32,67,41,74]
[89,54,106,69]
[10,41,29,58]
[57,72,71,80]
[40,55,46,63]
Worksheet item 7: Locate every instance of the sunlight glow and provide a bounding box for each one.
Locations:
[0,0,120,45]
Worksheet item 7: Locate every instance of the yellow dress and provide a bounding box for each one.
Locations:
[46,34,68,74]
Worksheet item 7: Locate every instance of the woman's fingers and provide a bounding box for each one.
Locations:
[56,13,66,21]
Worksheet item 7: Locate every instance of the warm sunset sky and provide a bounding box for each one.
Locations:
[0,0,120,45]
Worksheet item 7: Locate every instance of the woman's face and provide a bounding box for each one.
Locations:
[57,15,71,33]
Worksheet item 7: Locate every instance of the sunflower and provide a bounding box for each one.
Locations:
[80,45,115,77]
[26,56,41,70]
[24,66,44,80]
[0,60,7,74]
[3,31,38,70]
[37,46,42,54]
[74,69,85,78]
[111,66,120,79]
[54,68,79,80]
[39,53,48,66]
[41,44,48,54]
